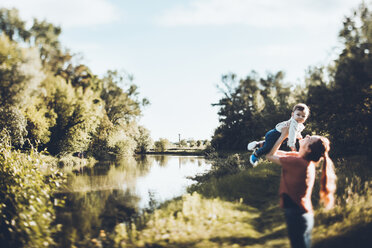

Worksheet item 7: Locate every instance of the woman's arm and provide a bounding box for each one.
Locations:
[265,127,289,165]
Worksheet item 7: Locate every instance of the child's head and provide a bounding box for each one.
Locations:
[292,103,310,124]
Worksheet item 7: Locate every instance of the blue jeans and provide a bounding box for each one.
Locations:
[284,208,314,248]
[255,129,281,157]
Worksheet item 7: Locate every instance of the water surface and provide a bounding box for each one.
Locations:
[55,155,211,245]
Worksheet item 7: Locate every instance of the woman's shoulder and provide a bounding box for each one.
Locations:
[279,152,308,166]
[279,151,300,157]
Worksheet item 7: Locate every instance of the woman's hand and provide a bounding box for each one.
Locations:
[281,125,289,138]
[266,126,289,165]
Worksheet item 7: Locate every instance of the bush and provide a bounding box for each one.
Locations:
[134,126,153,154]
[0,141,65,247]
[0,107,27,147]
[154,138,170,152]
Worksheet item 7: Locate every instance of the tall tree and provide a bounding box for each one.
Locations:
[100,70,149,126]
[0,8,30,42]
[305,3,372,156]
[212,71,291,150]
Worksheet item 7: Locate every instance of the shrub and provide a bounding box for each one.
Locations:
[0,141,65,247]
[0,107,27,147]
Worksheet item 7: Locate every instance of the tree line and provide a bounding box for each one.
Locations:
[0,8,153,160]
[211,3,372,157]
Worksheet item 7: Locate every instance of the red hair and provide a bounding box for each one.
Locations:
[306,136,337,209]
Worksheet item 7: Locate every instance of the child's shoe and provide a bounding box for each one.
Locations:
[247,141,258,151]
[250,154,259,167]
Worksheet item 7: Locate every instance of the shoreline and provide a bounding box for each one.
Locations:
[143,149,205,156]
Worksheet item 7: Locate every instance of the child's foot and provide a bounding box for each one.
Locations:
[250,154,259,167]
[247,141,259,151]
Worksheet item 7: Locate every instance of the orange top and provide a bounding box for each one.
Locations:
[279,152,316,213]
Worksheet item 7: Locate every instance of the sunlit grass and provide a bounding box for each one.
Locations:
[312,157,372,247]
[108,155,371,248]
[113,192,288,248]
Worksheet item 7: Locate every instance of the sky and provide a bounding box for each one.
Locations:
[1,0,365,142]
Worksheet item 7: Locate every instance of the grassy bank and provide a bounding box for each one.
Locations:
[109,154,371,248]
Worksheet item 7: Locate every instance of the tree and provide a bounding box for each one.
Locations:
[100,70,149,126]
[211,72,291,150]
[0,8,30,42]
[180,139,187,147]
[305,3,372,156]
[0,106,27,147]
[135,126,153,154]
[0,8,71,73]
[154,138,170,152]
[0,34,45,107]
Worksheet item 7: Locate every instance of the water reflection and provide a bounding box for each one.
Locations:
[55,155,211,246]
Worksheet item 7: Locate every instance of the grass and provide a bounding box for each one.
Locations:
[108,154,371,248]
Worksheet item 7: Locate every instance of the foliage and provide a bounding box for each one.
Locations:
[100,70,149,125]
[24,93,57,147]
[212,3,372,157]
[108,154,371,248]
[154,138,170,152]
[0,8,149,159]
[311,157,372,247]
[179,139,187,147]
[212,72,292,151]
[0,8,30,42]
[304,3,372,156]
[134,126,153,154]
[0,34,44,107]
[0,107,27,147]
[113,192,262,248]
[0,141,65,248]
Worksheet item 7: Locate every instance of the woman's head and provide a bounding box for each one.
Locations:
[300,135,329,162]
[300,135,336,209]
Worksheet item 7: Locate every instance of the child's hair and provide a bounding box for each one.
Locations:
[292,103,310,115]
[305,136,337,209]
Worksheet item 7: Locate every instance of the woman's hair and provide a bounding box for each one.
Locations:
[305,136,337,209]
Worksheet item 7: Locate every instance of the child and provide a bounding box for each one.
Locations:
[247,103,310,167]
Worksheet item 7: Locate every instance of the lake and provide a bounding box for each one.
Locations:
[54,155,212,246]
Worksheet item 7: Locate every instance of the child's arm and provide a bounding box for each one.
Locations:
[287,120,297,149]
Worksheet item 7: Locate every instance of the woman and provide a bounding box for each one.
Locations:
[266,127,337,248]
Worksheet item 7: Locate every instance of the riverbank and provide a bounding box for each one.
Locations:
[145,148,206,156]
[111,154,372,248]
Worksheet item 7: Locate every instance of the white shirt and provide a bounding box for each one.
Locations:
[275,117,305,148]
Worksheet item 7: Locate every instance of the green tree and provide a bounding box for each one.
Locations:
[29,19,69,71]
[0,107,27,147]
[154,138,170,152]
[45,75,102,155]
[212,72,291,150]
[305,3,372,156]
[180,139,187,147]
[0,34,44,107]
[135,126,153,154]
[100,70,149,126]
[0,8,30,42]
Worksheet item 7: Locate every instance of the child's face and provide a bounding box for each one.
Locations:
[293,109,308,123]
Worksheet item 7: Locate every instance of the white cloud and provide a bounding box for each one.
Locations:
[156,0,363,28]
[1,0,120,28]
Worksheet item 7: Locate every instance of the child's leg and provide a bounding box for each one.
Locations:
[255,129,281,157]
[257,141,264,148]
